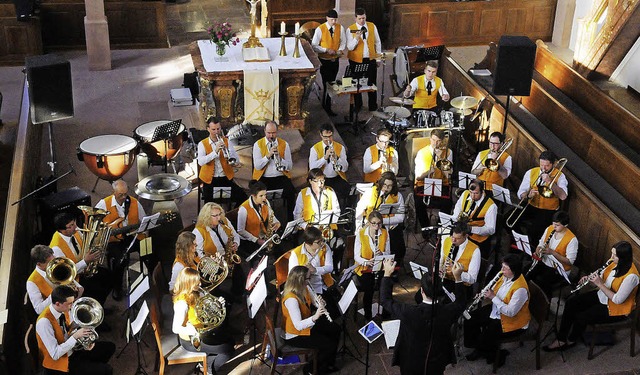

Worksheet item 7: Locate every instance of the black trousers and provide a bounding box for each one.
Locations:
[179,330,234,372]
[389,224,406,261]
[557,290,626,342]
[356,271,384,320]
[202,177,248,209]
[348,59,378,110]
[43,341,115,375]
[106,239,139,294]
[258,175,296,222]
[414,190,453,230]
[525,262,566,299]
[464,304,526,358]
[319,58,339,109]
[285,318,340,372]
[78,268,112,306]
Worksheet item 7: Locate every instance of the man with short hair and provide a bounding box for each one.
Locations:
[451,179,497,258]
[312,9,346,116]
[309,124,350,203]
[363,128,398,183]
[404,60,450,113]
[438,222,481,293]
[471,131,512,194]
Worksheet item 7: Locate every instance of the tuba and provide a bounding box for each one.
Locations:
[46,257,78,288]
[190,287,227,350]
[77,205,112,277]
[197,253,229,293]
[70,297,104,350]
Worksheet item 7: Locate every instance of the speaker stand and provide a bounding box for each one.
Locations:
[502,95,511,134]
[47,122,57,176]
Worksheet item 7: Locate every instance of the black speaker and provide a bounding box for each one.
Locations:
[38,187,90,240]
[493,36,537,96]
[25,54,74,124]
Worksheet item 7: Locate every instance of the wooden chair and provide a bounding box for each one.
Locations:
[263,315,318,375]
[150,301,208,375]
[151,263,171,328]
[493,280,549,373]
[272,250,292,323]
[585,290,640,360]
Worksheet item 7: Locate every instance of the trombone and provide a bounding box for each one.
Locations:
[483,138,513,172]
[539,158,568,198]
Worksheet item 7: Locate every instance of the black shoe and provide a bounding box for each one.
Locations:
[465,350,483,361]
[369,104,378,111]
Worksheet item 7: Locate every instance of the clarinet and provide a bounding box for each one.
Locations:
[526,229,555,277]
[307,283,332,322]
[570,259,613,294]
[463,271,503,320]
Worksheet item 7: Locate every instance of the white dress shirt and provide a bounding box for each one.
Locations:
[35,305,78,360]
[517,167,568,200]
[355,189,405,230]
[192,221,240,259]
[490,277,529,329]
[237,199,279,243]
[407,76,449,97]
[293,188,341,229]
[95,196,146,227]
[309,142,349,179]
[414,145,453,181]
[168,262,185,292]
[311,22,347,56]
[354,229,390,267]
[439,238,481,285]
[288,245,334,294]
[283,296,316,339]
[597,270,640,306]
[252,138,293,178]
[196,137,240,178]
[451,193,498,237]
[27,268,82,314]
[346,23,382,58]
[52,232,87,273]
[172,299,198,340]
[363,146,398,175]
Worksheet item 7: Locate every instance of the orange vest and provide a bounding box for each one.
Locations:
[49,232,84,263]
[28,270,53,302]
[240,199,270,238]
[602,263,639,316]
[477,150,510,190]
[291,245,334,287]
[253,137,291,179]
[493,275,530,332]
[102,195,143,241]
[282,291,312,336]
[541,225,575,271]
[441,237,478,283]
[415,146,451,186]
[317,23,342,60]
[36,308,71,372]
[347,22,376,63]
[198,137,235,183]
[195,220,234,257]
[413,75,441,109]
[529,168,563,210]
[459,191,495,243]
[365,145,395,183]
[364,186,399,220]
[354,228,388,276]
[313,141,347,181]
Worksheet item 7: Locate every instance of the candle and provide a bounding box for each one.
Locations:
[280,21,286,34]
[295,22,300,35]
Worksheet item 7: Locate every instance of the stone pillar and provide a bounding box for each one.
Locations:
[336,0,355,29]
[552,0,577,49]
[84,0,111,70]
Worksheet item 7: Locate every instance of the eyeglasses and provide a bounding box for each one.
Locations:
[369,221,382,226]
[489,142,502,145]
[377,138,390,144]
[313,240,325,244]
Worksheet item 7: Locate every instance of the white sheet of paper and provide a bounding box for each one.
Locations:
[409,262,430,280]
[423,178,443,197]
[378,203,403,215]
[492,185,513,206]
[126,318,131,343]
[381,320,401,348]
[138,213,160,232]
[248,276,267,319]
[131,301,149,335]
[438,212,455,227]
[212,187,232,199]
[373,255,395,272]
[458,172,475,189]
[512,231,532,256]
[339,280,358,314]
[283,219,304,238]
[129,276,149,307]
[246,256,269,290]
[129,271,145,292]
[0,309,8,324]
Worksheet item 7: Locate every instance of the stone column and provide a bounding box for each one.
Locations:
[552,0,577,49]
[84,0,111,70]
[336,0,355,29]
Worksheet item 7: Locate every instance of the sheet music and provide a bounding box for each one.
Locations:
[248,275,267,319]
[512,231,532,256]
[550,257,571,284]
[355,182,374,195]
[266,189,283,200]
[442,285,456,302]
[316,212,339,225]
[138,212,160,233]
[381,320,401,349]
[423,178,443,197]
[131,301,149,335]
[458,172,475,189]
[245,255,269,290]
[128,276,149,307]
[492,185,514,206]
[438,212,455,228]
[339,264,357,286]
[338,280,358,314]
[212,187,232,199]
[409,261,430,280]
[373,255,395,272]
[283,219,304,238]
[378,203,405,215]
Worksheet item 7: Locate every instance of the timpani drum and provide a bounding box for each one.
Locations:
[393,46,428,89]
[77,135,138,180]
[134,120,186,163]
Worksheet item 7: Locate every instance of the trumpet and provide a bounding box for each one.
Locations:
[483,138,513,172]
[214,135,240,167]
[307,283,332,322]
[327,143,343,172]
[269,140,286,172]
[570,259,613,294]
[463,271,503,320]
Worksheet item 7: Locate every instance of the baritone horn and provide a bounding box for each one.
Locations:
[46,257,78,288]
[484,138,513,172]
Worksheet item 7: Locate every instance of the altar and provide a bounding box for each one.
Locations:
[189,38,321,131]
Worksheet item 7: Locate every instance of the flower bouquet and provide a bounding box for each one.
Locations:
[207,21,240,59]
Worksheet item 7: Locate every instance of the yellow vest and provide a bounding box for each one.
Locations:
[477,150,510,190]
[102,195,144,241]
[354,228,388,276]
[602,263,639,316]
[300,187,337,230]
[282,291,312,336]
[415,146,450,186]
[28,270,53,302]
[364,186,399,220]
[312,141,347,181]
[36,308,71,372]
[240,199,270,239]
[253,137,291,179]
[540,225,575,271]
[529,168,563,210]
[459,191,495,243]
[413,75,441,109]
[317,23,342,60]
[198,137,235,183]
[291,245,334,287]
[175,294,202,340]
[195,220,234,257]
[49,231,84,263]
[347,22,377,63]
[493,275,530,332]
[441,237,477,284]
[365,145,395,183]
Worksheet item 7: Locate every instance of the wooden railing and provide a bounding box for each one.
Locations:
[0,4,42,65]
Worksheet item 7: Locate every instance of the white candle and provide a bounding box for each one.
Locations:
[280,21,286,34]
[295,22,300,35]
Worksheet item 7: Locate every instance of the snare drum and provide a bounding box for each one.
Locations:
[440,111,454,127]
[393,46,428,89]
[386,118,410,129]
[77,135,138,180]
[134,120,186,162]
[415,110,438,128]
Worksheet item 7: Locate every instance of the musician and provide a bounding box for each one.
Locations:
[354,211,391,321]
[380,258,466,375]
[451,179,497,257]
[293,168,341,231]
[346,7,381,112]
[464,254,530,367]
[27,245,83,315]
[438,222,481,292]
[363,128,398,183]
[36,285,115,375]
[169,231,198,292]
[403,60,450,112]
[50,213,111,308]
[192,203,244,296]
[95,179,147,301]
[282,265,340,375]
[309,124,350,204]
[288,227,335,300]
[544,241,639,352]
[197,116,248,208]
[471,132,512,194]
[172,268,234,374]
[355,171,406,261]
[312,9,346,116]
[516,150,568,245]
[525,211,577,298]
[252,120,296,221]
[414,129,453,228]
[237,180,281,259]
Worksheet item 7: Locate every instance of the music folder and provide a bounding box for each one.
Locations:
[458,171,475,190]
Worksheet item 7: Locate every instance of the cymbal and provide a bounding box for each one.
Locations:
[383,106,411,119]
[371,110,392,120]
[389,96,415,105]
[450,96,479,109]
[450,108,472,116]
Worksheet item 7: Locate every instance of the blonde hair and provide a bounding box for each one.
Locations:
[172,267,200,306]
[175,231,197,268]
[283,266,309,304]
[196,202,225,228]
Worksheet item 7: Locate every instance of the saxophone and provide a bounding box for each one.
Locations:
[317,188,334,241]
[221,220,241,274]
[263,205,281,252]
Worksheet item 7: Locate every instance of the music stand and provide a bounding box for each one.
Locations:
[265,189,283,201]
[358,320,384,375]
[149,119,182,173]
[336,280,365,365]
[457,172,475,190]
[512,230,532,256]
[344,63,370,134]
[211,187,231,199]
[422,177,443,206]
[245,273,269,374]
[414,45,445,63]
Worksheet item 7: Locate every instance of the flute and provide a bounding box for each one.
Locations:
[307,283,332,322]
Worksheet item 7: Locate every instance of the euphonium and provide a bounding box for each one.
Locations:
[191,287,227,350]
[463,271,503,320]
[77,205,112,277]
[483,138,513,172]
[46,257,78,288]
[538,158,568,198]
[197,253,229,293]
[69,297,104,350]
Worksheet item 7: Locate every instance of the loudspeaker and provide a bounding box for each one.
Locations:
[493,36,536,96]
[25,54,74,124]
[38,187,90,240]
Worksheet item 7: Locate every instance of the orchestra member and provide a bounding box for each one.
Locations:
[438,222,481,293]
[50,213,111,308]
[381,258,466,375]
[312,9,346,116]
[525,211,577,298]
[95,179,146,301]
[36,285,115,375]
[543,241,639,352]
[464,254,530,368]
[309,124,350,204]
[363,128,398,183]
[354,211,391,321]
[451,179,497,258]
[414,129,453,229]
[516,150,568,246]
[346,7,382,112]
[192,203,244,296]
[236,180,280,259]
[27,245,83,315]
[282,265,340,375]
[355,171,406,261]
[169,231,199,292]
[172,268,234,375]
[293,168,341,231]
[252,121,296,221]
[403,60,450,113]
[471,132,512,194]
[197,117,247,208]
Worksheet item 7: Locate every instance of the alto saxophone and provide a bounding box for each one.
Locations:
[221,220,241,274]
[263,205,281,252]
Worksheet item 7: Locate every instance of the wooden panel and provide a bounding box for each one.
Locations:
[505,8,528,34]
[0,5,43,65]
[533,6,555,33]
[479,9,502,36]
[426,10,448,38]
[267,0,334,36]
[452,9,475,37]
[399,11,422,38]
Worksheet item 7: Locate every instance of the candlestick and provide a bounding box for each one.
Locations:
[279,32,288,56]
[280,21,286,34]
[293,34,301,58]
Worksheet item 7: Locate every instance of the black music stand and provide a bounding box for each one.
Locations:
[414,45,445,63]
[336,280,366,365]
[245,270,270,375]
[149,119,182,173]
[344,63,370,134]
